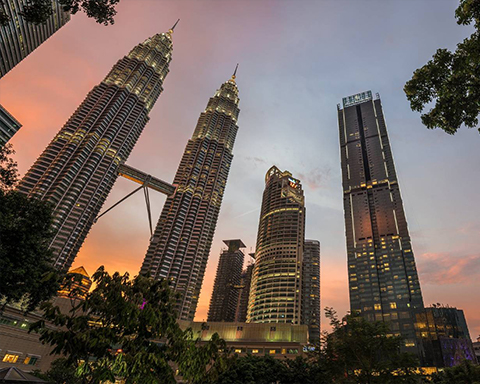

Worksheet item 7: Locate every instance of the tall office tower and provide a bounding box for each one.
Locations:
[235,260,254,322]
[207,239,245,322]
[302,239,320,342]
[338,91,424,354]
[0,1,70,78]
[140,70,241,321]
[18,27,176,270]
[0,104,21,145]
[247,166,305,325]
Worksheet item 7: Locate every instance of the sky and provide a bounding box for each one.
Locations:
[1,0,479,339]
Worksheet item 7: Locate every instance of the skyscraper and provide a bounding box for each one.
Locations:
[0,104,21,145]
[18,26,176,270]
[140,69,241,321]
[0,0,70,78]
[235,258,254,323]
[302,239,320,342]
[247,166,305,325]
[338,91,424,353]
[207,239,245,322]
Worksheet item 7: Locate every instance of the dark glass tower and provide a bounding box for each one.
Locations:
[247,166,305,325]
[18,27,175,270]
[0,0,70,78]
[338,91,424,354]
[207,239,245,322]
[302,239,320,342]
[140,70,240,321]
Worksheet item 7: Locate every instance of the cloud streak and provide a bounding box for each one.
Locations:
[418,252,480,285]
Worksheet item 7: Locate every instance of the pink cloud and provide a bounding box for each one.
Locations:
[418,252,480,285]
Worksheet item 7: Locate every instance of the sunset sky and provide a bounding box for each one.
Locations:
[1,0,479,338]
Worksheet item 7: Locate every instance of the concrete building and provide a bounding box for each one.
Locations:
[207,240,246,322]
[0,0,70,78]
[0,267,92,372]
[18,26,175,271]
[235,259,254,323]
[302,239,320,342]
[179,320,308,359]
[141,68,241,321]
[338,91,425,359]
[0,104,21,145]
[473,336,480,363]
[247,166,305,325]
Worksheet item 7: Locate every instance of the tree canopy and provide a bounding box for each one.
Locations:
[0,143,60,311]
[31,267,227,384]
[404,0,480,135]
[0,0,120,27]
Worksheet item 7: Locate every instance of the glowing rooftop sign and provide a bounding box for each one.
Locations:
[342,90,372,107]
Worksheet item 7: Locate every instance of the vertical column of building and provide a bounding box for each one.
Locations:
[247,166,305,325]
[140,69,241,321]
[235,256,254,322]
[207,239,245,322]
[0,0,70,78]
[338,91,425,356]
[18,27,176,270]
[302,239,320,342]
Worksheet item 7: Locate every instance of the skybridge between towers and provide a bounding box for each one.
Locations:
[95,163,176,236]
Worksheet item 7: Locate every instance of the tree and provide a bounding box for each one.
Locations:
[320,307,421,384]
[30,267,226,384]
[404,0,480,135]
[32,358,82,384]
[0,0,120,27]
[0,144,60,311]
[209,354,287,384]
[431,359,480,384]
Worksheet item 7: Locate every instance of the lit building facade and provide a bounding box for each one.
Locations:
[207,239,245,322]
[417,305,476,367]
[0,104,21,145]
[338,91,425,355]
[18,28,175,270]
[140,71,241,321]
[302,239,320,342]
[0,0,70,78]
[247,166,305,325]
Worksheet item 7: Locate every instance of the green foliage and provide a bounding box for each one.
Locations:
[31,267,226,384]
[18,0,54,25]
[32,358,82,384]
[0,0,120,26]
[320,307,420,384]
[404,0,480,134]
[431,360,480,384]
[60,0,120,25]
[211,354,287,384]
[0,144,60,311]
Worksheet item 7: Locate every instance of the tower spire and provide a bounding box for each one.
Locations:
[230,63,239,83]
[168,19,180,35]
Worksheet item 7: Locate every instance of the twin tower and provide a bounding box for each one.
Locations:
[18,25,240,321]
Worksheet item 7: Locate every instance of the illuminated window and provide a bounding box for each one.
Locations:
[24,356,38,365]
[234,349,242,354]
[390,302,397,309]
[252,349,259,354]
[374,304,381,310]
[269,349,276,354]
[3,354,19,363]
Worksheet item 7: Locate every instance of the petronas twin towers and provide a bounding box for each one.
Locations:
[19,24,240,320]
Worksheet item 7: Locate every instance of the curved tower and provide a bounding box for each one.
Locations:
[140,69,241,321]
[18,25,176,271]
[247,166,305,325]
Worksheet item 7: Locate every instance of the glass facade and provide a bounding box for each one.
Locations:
[247,166,305,325]
[338,91,425,357]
